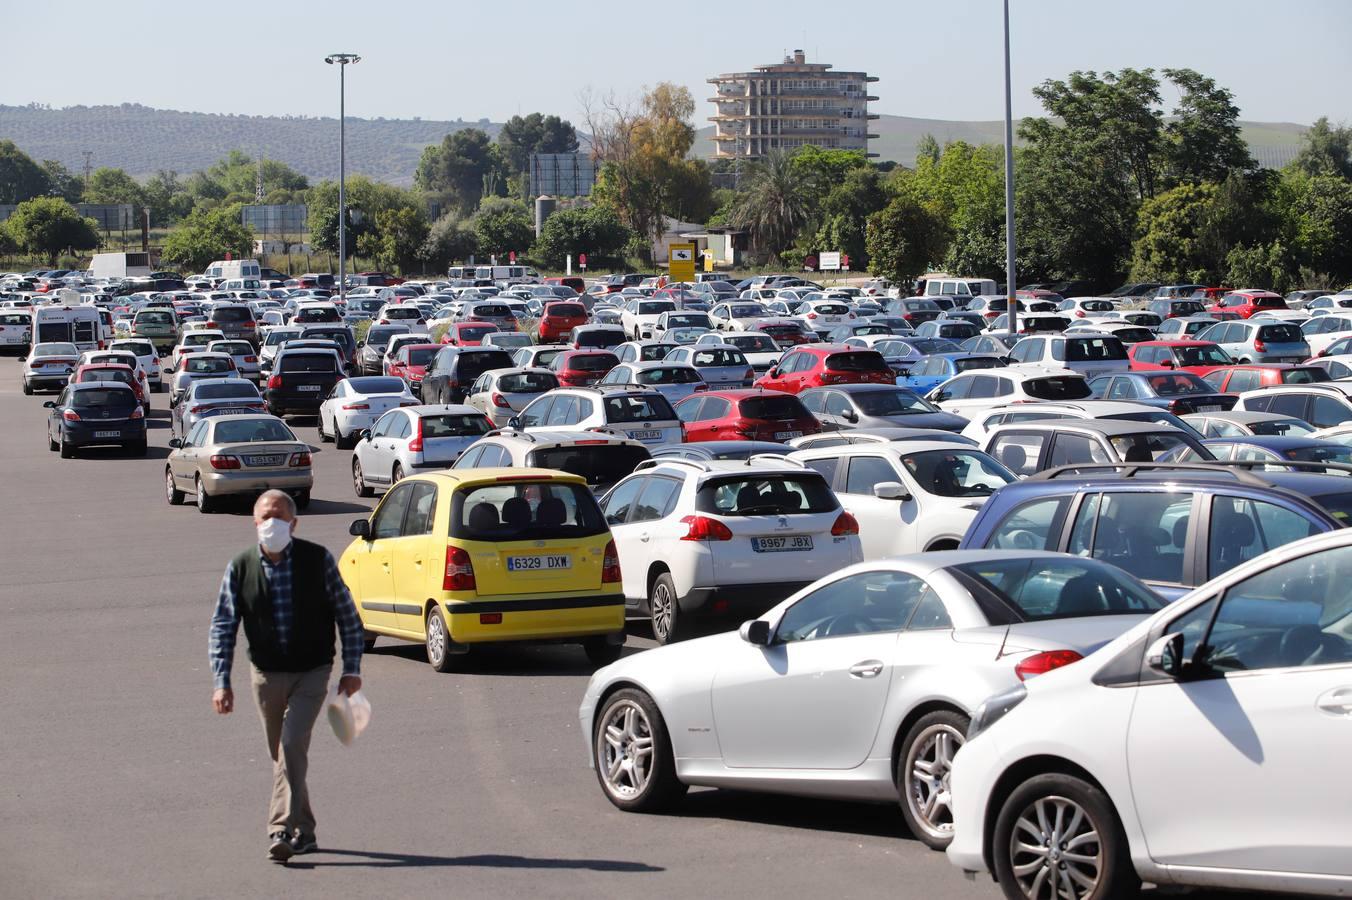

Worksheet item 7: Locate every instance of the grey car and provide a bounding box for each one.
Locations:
[171,378,266,440]
[596,361,706,404]
[799,384,970,433]
[1194,319,1310,364]
[356,323,413,375]
[662,344,755,388]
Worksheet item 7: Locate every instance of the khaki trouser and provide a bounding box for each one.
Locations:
[250,664,331,837]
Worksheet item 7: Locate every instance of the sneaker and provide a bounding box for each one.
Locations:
[290,833,318,855]
[267,831,294,862]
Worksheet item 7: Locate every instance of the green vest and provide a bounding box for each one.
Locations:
[232,538,336,673]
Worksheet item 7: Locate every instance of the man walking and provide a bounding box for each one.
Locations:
[209,490,365,862]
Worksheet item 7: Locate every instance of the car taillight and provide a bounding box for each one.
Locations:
[209,454,241,470]
[62,409,81,421]
[807,312,818,319]
[1076,310,1086,317]
[743,367,755,381]
[1014,649,1083,681]
[831,511,859,536]
[443,545,476,592]
[243,321,256,329]
[408,416,425,453]
[188,405,205,414]
[244,356,257,363]
[227,359,236,369]
[267,375,282,389]
[288,451,311,467]
[342,402,370,410]
[1254,338,1267,352]
[601,539,621,583]
[205,321,216,328]
[680,514,733,541]
[693,383,708,391]
[491,392,512,408]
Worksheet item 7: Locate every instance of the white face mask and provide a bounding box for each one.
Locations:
[257,517,293,554]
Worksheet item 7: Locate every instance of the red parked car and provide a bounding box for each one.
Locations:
[549,350,619,387]
[753,344,894,395]
[1197,363,1330,393]
[385,343,440,397]
[440,322,500,346]
[674,389,821,442]
[1207,289,1286,319]
[70,363,149,412]
[544,276,585,295]
[1128,340,1234,374]
[537,301,589,343]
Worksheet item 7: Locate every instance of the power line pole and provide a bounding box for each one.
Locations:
[82,151,93,183]
[1002,0,1018,337]
[325,53,360,305]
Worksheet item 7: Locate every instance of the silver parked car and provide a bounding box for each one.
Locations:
[351,404,493,495]
[165,414,313,513]
[465,367,560,428]
[663,344,755,388]
[170,378,266,440]
[1195,319,1310,364]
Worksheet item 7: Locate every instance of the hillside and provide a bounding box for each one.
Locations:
[0,104,1308,187]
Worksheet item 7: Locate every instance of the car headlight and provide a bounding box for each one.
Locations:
[967,683,1027,742]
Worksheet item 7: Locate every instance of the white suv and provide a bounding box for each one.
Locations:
[620,298,678,341]
[514,386,684,446]
[926,368,1093,420]
[600,459,862,643]
[787,441,1016,558]
[453,429,651,494]
[1006,332,1131,379]
[948,527,1352,898]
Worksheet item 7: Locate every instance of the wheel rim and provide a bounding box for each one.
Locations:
[353,459,364,493]
[905,723,963,838]
[1009,794,1103,900]
[165,469,175,500]
[392,465,403,483]
[651,581,673,641]
[596,699,655,799]
[426,612,446,664]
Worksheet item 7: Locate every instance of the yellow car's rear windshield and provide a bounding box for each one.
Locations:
[452,481,606,541]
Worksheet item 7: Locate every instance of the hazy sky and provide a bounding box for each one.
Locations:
[3,0,1348,126]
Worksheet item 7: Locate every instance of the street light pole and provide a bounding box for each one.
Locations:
[1002,0,1017,336]
[325,53,360,306]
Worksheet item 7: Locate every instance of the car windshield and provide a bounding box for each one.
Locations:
[1146,373,1214,395]
[212,307,250,322]
[1111,432,1196,461]
[265,330,301,346]
[638,301,676,315]
[1287,445,1352,465]
[567,353,618,372]
[948,558,1164,622]
[1175,345,1232,366]
[278,354,336,373]
[692,349,742,367]
[365,326,408,347]
[667,314,711,329]
[727,335,777,353]
[1023,377,1093,401]
[137,311,174,325]
[825,352,889,373]
[853,389,936,416]
[1283,368,1328,384]
[1258,324,1304,343]
[954,356,1001,374]
[349,377,406,394]
[194,383,258,400]
[70,387,134,407]
[547,303,585,317]
[81,369,133,384]
[740,395,808,419]
[114,341,154,356]
[1060,337,1128,362]
[910,339,961,354]
[637,366,701,385]
[604,394,677,423]
[529,445,652,487]
[639,344,677,361]
[1251,419,1315,436]
[457,351,515,379]
[403,347,436,366]
[698,474,838,515]
[576,330,624,349]
[420,414,491,437]
[453,482,606,540]
[900,450,1016,497]
[214,419,297,443]
[186,357,232,373]
[499,371,557,393]
[526,349,563,367]
[730,305,763,317]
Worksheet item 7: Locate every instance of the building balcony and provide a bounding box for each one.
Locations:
[866,95,879,101]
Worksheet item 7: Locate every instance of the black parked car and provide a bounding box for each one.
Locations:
[45,382,147,457]
[264,347,345,417]
[299,325,357,371]
[422,347,515,405]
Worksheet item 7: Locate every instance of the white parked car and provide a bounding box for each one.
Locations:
[580,550,1164,850]
[926,368,1093,420]
[170,330,226,370]
[108,338,165,391]
[351,404,493,495]
[695,330,781,374]
[317,375,418,449]
[600,459,863,643]
[947,528,1352,898]
[206,339,260,382]
[796,298,856,337]
[620,298,678,341]
[167,351,237,405]
[1300,312,1352,356]
[514,386,684,446]
[787,441,1016,556]
[77,349,151,408]
[958,399,1197,444]
[708,301,770,331]
[464,367,559,428]
[1006,333,1131,379]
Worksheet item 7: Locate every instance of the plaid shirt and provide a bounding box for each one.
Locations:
[209,543,363,691]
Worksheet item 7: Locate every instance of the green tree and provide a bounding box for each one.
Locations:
[471,199,534,259]
[727,151,815,261]
[308,177,423,256]
[1226,241,1298,293]
[788,146,870,211]
[532,205,633,269]
[83,167,145,205]
[1282,172,1352,283]
[915,134,942,166]
[356,206,429,274]
[419,213,478,272]
[5,197,100,264]
[865,196,949,286]
[811,167,888,268]
[896,140,1008,278]
[1291,117,1352,180]
[143,170,195,226]
[1161,68,1254,185]
[497,113,579,175]
[415,129,508,213]
[161,203,255,271]
[40,160,84,203]
[0,140,52,204]
[1130,182,1222,282]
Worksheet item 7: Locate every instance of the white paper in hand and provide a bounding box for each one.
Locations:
[327,686,372,746]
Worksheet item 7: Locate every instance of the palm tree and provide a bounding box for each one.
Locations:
[730,151,813,261]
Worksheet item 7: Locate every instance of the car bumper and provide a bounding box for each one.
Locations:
[265,392,325,414]
[27,372,71,387]
[62,420,147,446]
[945,729,1002,877]
[443,593,625,644]
[202,469,314,495]
[680,581,814,617]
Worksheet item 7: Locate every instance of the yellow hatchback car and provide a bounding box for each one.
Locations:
[340,467,626,670]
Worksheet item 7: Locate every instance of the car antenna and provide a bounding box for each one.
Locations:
[995,625,1012,660]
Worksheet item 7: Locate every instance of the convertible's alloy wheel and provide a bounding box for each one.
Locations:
[597,699,655,800]
[1009,795,1103,900]
[906,723,962,839]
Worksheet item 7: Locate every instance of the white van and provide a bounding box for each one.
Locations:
[473,265,538,284]
[90,252,153,281]
[921,275,998,298]
[32,304,104,352]
[0,309,32,353]
[204,259,262,284]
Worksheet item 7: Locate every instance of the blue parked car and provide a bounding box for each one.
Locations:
[959,464,1348,600]
[899,352,1007,394]
[1170,435,1352,470]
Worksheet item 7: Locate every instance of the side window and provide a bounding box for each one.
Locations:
[481,445,509,467]
[1105,378,1137,400]
[803,457,840,484]
[777,352,802,374]
[777,571,931,643]
[631,477,682,522]
[676,398,705,422]
[1208,496,1321,579]
[941,377,973,400]
[1309,395,1350,429]
[519,396,553,428]
[455,445,485,468]
[1072,492,1191,585]
[601,477,647,525]
[1242,394,1273,413]
[995,377,1014,396]
[371,482,414,540]
[403,482,438,535]
[984,497,1069,550]
[574,398,594,420]
[185,420,209,447]
[1226,370,1261,393]
[371,412,397,438]
[1048,433,1112,468]
[907,587,954,630]
[967,375,998,399]
[988,433,1045,477]
[844,456,899,495]
[1008,341,1034,363]
[391,414,413,440]
[702,398,730,420]
[546,396,578,426]
[824,392,852,417]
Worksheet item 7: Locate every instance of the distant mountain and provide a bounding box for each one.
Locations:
[0,104,1309,188]
[694,114,1309,169]
[0,103,498,185]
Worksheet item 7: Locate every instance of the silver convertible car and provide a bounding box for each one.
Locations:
[579,550,1164,850]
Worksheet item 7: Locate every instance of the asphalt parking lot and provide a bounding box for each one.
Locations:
[0,375,1274,900]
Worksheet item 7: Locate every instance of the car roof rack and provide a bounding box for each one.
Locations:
[483,428,534,441]
[634,458,710,473]
[1216,458,1352,477]
[1029,462,1271,485]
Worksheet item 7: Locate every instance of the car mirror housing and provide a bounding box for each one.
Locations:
[739,620,771,646]
[348,518,371,540]
[167,438,183,448]
[359,429,372,441]
[42,400,56,409]
[1146,632,1186,677]
[874,481,911,501]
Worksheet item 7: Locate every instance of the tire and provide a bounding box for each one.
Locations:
[335,427,354,450]
[591,688,687,812]
[166,468,185,505]
[897,709,970,850]
[22,378,33,395]
[352,457,373,497]
[649,572,688,645]
[195,475,217,514]
[59,435,74,458]
[293,489,311,511]
[425,605,458,673]
[583,636,624,667]
[391,462,404,484]
[363,630,378,651]
[992,773,1139,900]
[318,415,333,443]
[48,430,58,452]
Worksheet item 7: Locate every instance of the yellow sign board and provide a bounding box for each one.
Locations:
[703,249,714,273]
[669,242,696,283]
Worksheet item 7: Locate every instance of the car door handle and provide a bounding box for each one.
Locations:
[1316,686,1352,717]
[639,533,650,542]
[849,660,884,678]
